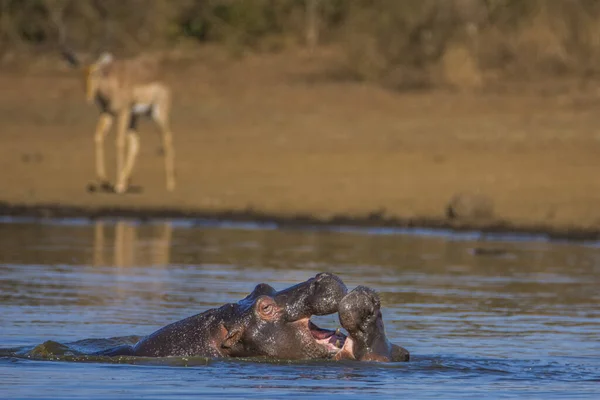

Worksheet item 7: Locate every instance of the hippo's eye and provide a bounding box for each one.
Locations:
[256,296,279,320]
[259,303,275,318]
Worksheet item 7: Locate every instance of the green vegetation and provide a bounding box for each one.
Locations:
[3,0,600,89]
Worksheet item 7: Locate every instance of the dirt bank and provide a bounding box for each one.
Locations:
[2,48,600,239]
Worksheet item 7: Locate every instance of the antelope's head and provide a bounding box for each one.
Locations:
[83,53,113,103]
[61,47,114,104]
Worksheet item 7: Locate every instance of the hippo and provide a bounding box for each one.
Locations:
[97,273,349,359]
[96,274,410,362]
[334,286,410,362]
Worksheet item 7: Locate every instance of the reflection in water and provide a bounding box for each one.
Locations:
[93,221,173,267]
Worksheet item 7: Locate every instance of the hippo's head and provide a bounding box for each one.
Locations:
[219,273,349,359]
[334,286,410,362]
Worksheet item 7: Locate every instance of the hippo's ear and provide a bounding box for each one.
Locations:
[238,283,276,309]
[220,325,244,349]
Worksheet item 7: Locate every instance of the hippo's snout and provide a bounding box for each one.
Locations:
[274,273,348,321]
[309,273,348,316]
[335,285,411,362]
[338,285,381,334]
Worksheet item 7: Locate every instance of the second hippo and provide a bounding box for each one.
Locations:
[335,286,410,362]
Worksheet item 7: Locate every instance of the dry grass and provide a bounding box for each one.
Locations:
[6,1,600,91]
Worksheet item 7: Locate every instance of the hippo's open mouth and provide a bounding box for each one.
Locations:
[306,320,348,355]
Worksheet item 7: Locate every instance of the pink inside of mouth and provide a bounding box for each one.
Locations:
[308,320,346,351]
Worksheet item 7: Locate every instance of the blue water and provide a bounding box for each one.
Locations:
[1,220,599,399]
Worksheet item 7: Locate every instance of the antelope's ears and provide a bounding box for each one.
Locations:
[60,46,81,68]
[91,52,114,77]
[96,52,114,66]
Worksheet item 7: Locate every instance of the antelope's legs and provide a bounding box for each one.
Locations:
[153,94,176,192]
[115,130,140,194]
[115,110,130,189]
[94,113,113,183]
[160,127,175,192]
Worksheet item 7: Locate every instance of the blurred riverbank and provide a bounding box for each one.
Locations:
[2,47,600,240]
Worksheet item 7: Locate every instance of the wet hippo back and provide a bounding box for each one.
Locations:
[132,305,236,357]
[98,283,277,358]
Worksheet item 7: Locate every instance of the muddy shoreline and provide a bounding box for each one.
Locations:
[2,201,599,242]
[3,50,600,241]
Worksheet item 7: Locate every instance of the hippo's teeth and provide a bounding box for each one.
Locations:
[335,339,341,348]
[335,328,341,336]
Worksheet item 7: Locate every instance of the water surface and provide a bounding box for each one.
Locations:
[1,219,599,399]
